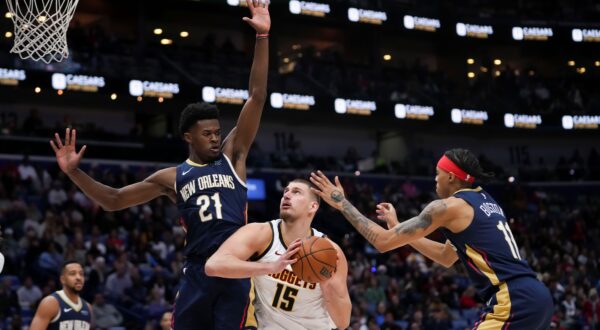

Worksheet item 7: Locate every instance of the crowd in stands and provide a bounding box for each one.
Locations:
[2,5,599,117]
[294,46,599,116]
[0,156,599,329]
[340,0,600,21]
[250,136,600,182]
[1,107,599,182]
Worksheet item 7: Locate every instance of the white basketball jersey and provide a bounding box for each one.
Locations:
[252,219,336,330]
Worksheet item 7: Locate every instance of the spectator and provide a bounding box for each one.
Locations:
[160,311,173,330]
[47,180,68,207]
[17,276,42,310]
[17,155,38,183]
[459,286,478,309]
[0,277,20,320]
[93,292,124,329]
[583,288,600,328]
[105,261,132,301]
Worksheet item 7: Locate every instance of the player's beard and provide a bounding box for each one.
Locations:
[65,283,83,294]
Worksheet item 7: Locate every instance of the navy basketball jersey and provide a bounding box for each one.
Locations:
[441,187,537,300]
[176,154,248,259]
[48,290,92,330]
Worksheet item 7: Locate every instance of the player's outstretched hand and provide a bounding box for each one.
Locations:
[50,128,87,175]
[270,238,301,274]
[243,0,270,34]
[376,203,399,229]
[310,171,346,211]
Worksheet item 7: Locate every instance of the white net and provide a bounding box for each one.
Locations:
[5,0,80,63]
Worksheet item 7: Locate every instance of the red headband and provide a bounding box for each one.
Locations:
[437,155,475,183]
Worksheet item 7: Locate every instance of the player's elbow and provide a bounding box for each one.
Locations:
[374,234,398,253]
[101,201,129,212]
[98,202,117,212]
[204,257,220,277]
[333,301,352,329]
[99,191,124,212]
[336,312,351,330]
[375,243,391,253]
[248,89,267,104]
[336,318,351,330]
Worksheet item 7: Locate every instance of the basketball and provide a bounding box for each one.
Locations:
[291,236,338,283]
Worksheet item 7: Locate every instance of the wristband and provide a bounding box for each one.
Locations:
[256,33,269,39]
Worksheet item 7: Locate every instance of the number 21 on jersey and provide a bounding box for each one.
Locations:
[497,220,522,260]
[196,193,223,222]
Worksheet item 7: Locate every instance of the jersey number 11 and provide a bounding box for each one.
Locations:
[497,220,522,260]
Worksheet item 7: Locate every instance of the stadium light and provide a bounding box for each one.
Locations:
[34,87,41,93]
[493,59,502,65]
[5,12,12,19]
[383,54,392,61]
[467,58,474,65]
[567,60,575,66]
[467,72,475,79]
[480,66,488,73]
[4,31,12,38]
[577,67,586,74]
[180,31,189,38]
[110,93,117,100]
[494,70,501,77]
[160,38,173,45]
[153,28,163,35]
[595,61,600,67]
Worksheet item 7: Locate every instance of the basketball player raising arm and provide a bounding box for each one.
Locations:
[206,179,351,330]
[310,149,553,330]
[50,1,272,329]
[49,0,269,212]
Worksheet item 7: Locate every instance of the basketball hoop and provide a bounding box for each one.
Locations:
[5,0,80,63]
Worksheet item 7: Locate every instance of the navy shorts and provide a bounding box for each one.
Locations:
[473,277,553,330]
[173,261,252,330]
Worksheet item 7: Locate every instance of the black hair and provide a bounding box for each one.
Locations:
[178,102,219,136]
[444,148,495,183]
[289,178,321,205]
[61,260,83,274]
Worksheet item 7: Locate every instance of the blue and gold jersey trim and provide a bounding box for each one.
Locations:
[185,159,208,167]
[466,244,512,330]
[243,280,258,328]
[453,186,483,195]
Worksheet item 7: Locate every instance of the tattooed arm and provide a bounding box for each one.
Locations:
[310,171,456,253]
[340,198,448,252]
